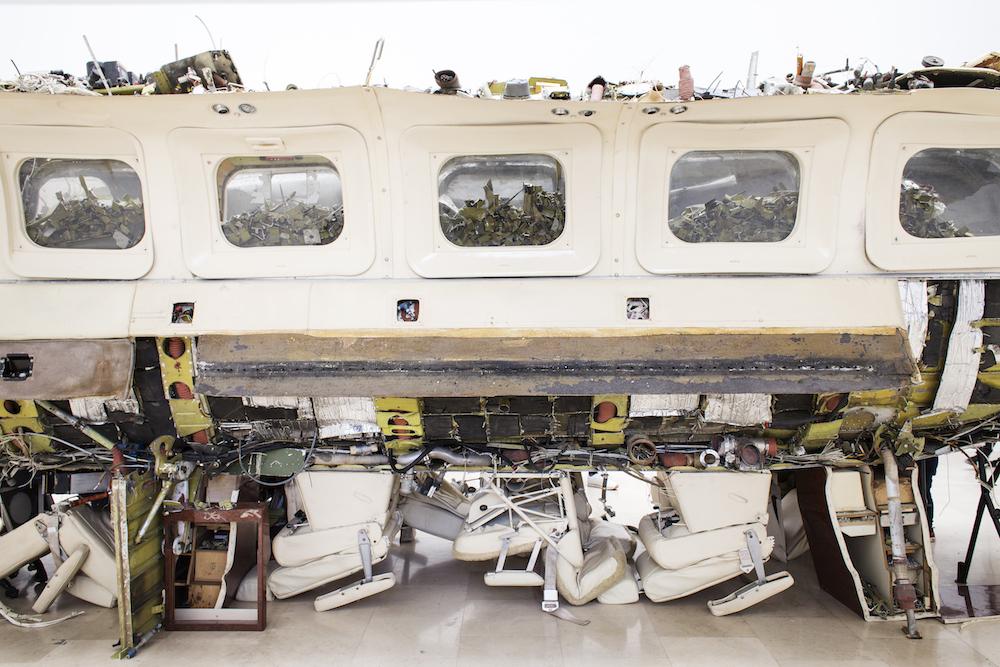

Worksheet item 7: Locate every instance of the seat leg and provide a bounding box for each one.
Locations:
[484,537,544,587]
[312,529,396,612]
[707,529,794,616]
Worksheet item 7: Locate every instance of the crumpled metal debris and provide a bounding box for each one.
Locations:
[440,179,565,247]
[668,190,797,243]
[221,201,343,247]
[0,72,98,96]
[25,176,143,249]
[899,179,970,239]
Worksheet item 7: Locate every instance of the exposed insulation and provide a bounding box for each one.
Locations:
[242,396,314,419]
[313,397,379,438]
[933,279,986,413]
[898,279,929,363]
[629,394,701,417]
[69,397,109,423]
[703,394,773,426]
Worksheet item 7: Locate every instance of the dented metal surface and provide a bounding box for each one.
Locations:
[195,331,916,397]
[0,339,134,399]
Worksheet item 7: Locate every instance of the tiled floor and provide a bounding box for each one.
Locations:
[3,453,999,666]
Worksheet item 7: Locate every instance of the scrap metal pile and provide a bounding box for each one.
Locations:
[899,180,971,239]
[221,201,344,247]
[25,178,144,249]
[668,190,798,243]
[440,180,565,247]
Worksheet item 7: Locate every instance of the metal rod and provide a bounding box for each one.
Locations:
[880,446,922,639]
[82,35,113,93]
[35,400,117,451]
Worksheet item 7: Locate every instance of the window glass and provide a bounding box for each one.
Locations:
[667,151,799,243]
[19,158,144,249]
[900,148,1000,239]
[438,154,565,247]
[218,156,343,247]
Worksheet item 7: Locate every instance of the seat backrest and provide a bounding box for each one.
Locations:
[664,471,771,533]
[295,470,396,531]
[59,505,117,594]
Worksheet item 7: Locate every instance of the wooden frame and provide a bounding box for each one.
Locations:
[163,503,267,632]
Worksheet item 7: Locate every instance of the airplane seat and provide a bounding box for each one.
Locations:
[398,478,472,541]
[0,504,118,612]
[554,478,637,606]
[451,487,568,562]
[268,470,401,612]
[636,470,794,615]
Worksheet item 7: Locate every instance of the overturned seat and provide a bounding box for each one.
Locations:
[637,470,793,615]
[553,476,638,606]
[0,503,118,612]
[268,470,401,611]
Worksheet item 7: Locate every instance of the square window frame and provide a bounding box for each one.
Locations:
[216,155,345,249]
[634,119,847,275]
[400,124,602,278]
[169,125,375,279]
[867,112,1000,272]
[0,126,153,280]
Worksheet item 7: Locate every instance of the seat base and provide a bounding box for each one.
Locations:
[314,573,396,612]
[484,571,544,587]
[708,571,795,616]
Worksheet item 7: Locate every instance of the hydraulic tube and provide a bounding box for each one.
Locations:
[35,400,117,451]
[880,445,922,639]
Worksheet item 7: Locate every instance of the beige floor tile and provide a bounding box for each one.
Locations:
[457,633,563,666]
[660,636,779,666]
[644,598,756,637]
[745,615,882,663]
[558,629,669,662]
[862,636,995,666]
[460,599,559,637]
[775,660,889,667]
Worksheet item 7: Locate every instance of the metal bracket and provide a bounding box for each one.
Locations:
[358,530,374,584]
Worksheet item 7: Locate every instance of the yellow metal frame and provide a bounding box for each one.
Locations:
[0,399,50,452]
[156,338,213,439]
[590,394,628,446]
[376,397,424,449]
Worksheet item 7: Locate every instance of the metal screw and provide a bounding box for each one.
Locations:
[212,104,230,114]
[238,103,256,114]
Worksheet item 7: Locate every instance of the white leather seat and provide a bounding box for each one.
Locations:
[268,470,400,611]
[553,477,636,606]
[452,488,568,561]
[0,505,118,610]
[637,471,793,613]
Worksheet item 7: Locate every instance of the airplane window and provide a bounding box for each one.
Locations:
[218,156,343,247]
[667,151,800,243]
[438,154,565,247]
[900,148,1000,239]
[18,158,145,250]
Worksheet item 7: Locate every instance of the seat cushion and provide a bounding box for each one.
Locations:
[59,505,117,596]
[0,515,49,579]
[272,520,385,567]
[268,536,389,599]
[597,564,640,605]
[638,514,768,571]
[637,550,743,603]
[588,520,636,559]
[453,523,556,561]
[401,495,466,541]
[555,531,627,606]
